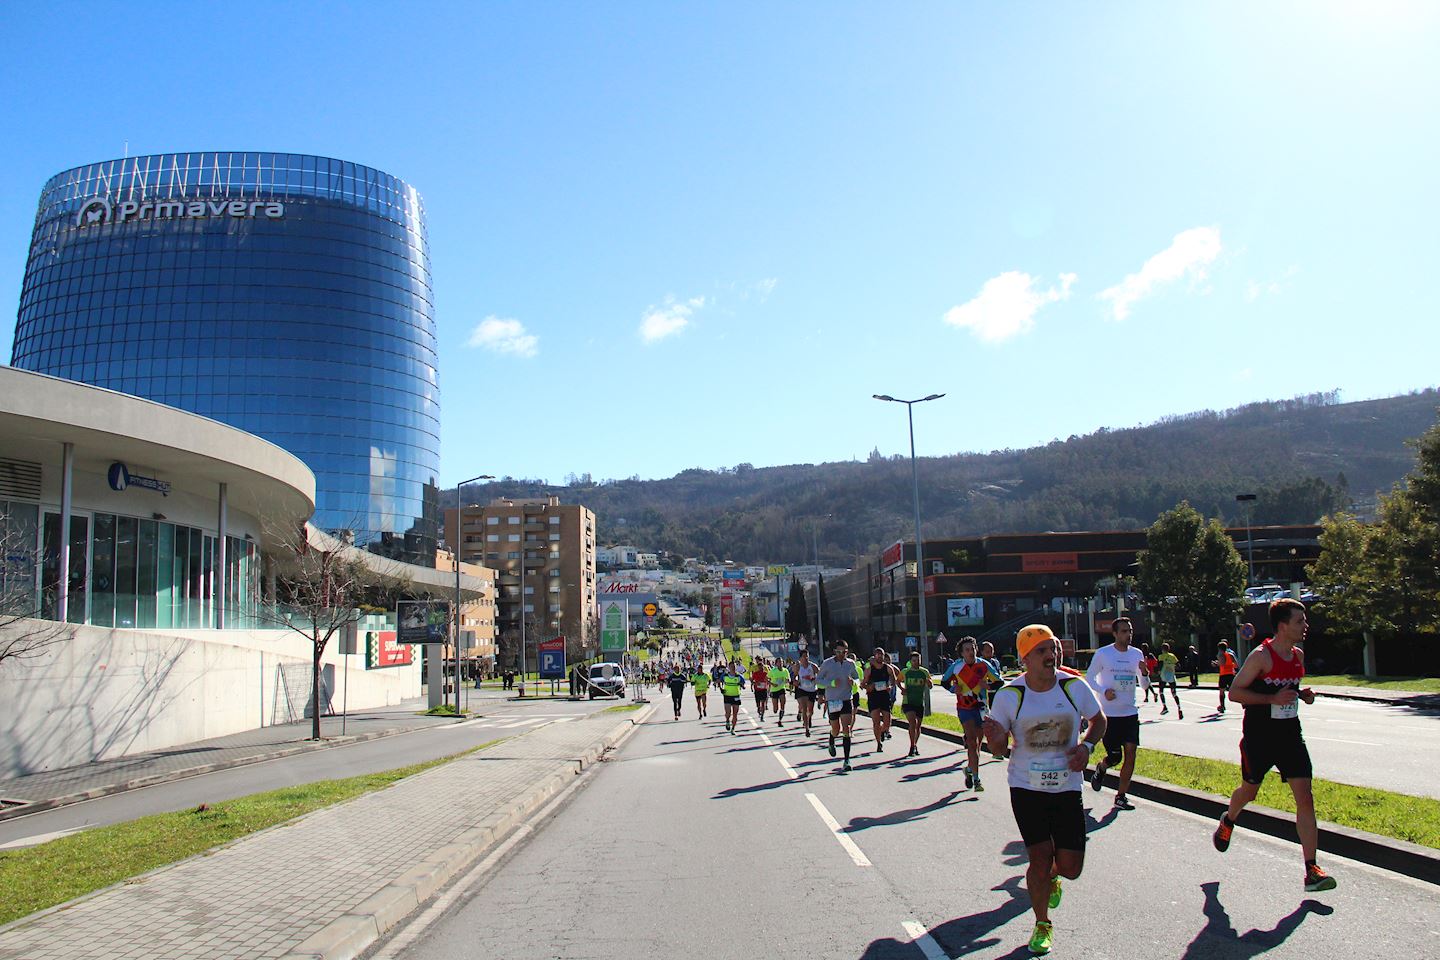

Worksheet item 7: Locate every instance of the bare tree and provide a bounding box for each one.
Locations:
[0,506,70,670]
[256,523,411,739]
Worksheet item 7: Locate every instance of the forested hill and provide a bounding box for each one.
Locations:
[466,389,1440,566]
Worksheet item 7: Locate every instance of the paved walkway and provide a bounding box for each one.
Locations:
[0,708,649,960]
[0,699,450,815]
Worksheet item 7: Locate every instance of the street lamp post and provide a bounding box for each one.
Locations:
[455,474,494,713]
[811,514,832,657]
[873,393,945,667]
[1235,493,1257,587]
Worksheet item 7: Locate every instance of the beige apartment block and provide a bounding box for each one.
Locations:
[444,496,597,667]
[434,547,498,668]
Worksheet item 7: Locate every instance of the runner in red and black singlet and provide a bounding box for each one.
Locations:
[1213,599,1337,893]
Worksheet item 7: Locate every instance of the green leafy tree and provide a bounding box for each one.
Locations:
[785,576,810,639]
[1307,512,1376,641]
[816,574,835,643]
[1137,501,1246,645]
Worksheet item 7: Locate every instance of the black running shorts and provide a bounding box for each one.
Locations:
[1240,733,1312,784]
[1010,788,1087,852]
[1101,713,1140,766]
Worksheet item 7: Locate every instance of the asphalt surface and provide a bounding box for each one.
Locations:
[1112,689,1440,799]
[0,696,609,851]
[378,698,1439,960]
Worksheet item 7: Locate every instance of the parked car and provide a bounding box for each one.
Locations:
[587,662,626,698]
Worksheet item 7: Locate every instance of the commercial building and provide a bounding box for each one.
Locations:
[819,526,1322,661]
[444,496,597,664]
[10,152,441,564]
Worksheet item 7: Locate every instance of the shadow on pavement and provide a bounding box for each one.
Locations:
[857,875,1033,959]
[1179,881,1333,959]
[1084,803,1121,834]
[843,790,971,832]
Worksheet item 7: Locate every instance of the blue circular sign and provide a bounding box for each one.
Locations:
[107,462,130,492]
[1239,622,1256,642]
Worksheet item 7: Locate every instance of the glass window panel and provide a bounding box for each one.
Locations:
[137,519,157,629]
[90,513,116,627]
[114,516,137,628]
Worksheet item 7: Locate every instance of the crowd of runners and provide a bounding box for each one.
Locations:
[643,597,1337,955]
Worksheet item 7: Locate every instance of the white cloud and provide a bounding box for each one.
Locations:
[639,295,705,343]
[466,316,538,357]
[1097,226,1223,321]
[1244,264,1300,302]
[941,271,1077,343]
[755,277,778,301]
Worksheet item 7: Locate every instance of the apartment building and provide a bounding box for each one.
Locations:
[444,496,597,664]
[434,547,498,668]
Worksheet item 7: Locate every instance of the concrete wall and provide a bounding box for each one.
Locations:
[0,619,421,779]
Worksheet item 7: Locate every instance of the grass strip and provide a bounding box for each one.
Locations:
[1129,749,1440,849]
[0,739,502,927]
[601,703,642,713]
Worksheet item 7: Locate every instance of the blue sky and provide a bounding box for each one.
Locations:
[2,1,1436,486]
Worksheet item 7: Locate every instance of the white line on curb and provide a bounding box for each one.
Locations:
[901,920,949,960]
[773,751,797,780]
[805,792,871,867]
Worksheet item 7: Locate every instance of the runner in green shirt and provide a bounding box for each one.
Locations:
[1157,643,1183,719]
[768,662,792,727]
[691,667,711,719]
[900,651,932,758]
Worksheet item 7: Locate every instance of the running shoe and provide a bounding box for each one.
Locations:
[876,740,884,754]
[1304,865,1337,892]
[1090,763,1105,792]
[965,769,974,789]
[1161,707,1169,715]
[1048,876,1062,909]
[828,736,836,757]
[1028,920,1053,955]
[1114,794,1135,810]
[974,778,985,792]
[842,760,852,772]
[1213,815,1234,852]
[1178,709,1184,720]
[908,746,918,758]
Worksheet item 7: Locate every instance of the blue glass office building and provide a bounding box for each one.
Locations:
[10,152,441,562]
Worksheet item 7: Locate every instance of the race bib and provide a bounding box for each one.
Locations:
[1271,699,1299,720]
[873,681,889,691]
[1114,674,1137,698]
[827,698,847,714]
[1028,760,1067,792]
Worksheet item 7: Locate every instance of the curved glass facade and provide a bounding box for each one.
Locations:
[11,152,441,561]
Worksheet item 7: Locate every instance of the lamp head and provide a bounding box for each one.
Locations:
[873,394,894,402]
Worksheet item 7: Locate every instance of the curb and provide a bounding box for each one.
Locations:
[859,707,1440,887]
[0,723,433,823]
[279,704,657,960]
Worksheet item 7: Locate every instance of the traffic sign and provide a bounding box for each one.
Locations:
[905,636,918,649]
[1239,622,1256,642]
[538,636,566,679]
[643,602,658,617]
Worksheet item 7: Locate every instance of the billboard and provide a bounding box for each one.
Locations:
[719,593,735,629]
[946,597,985,627]
[366,630,413,669]
[881,541,905,572]
[396,599,450,644]
[721,571,745,588]
[765,564,790,578]
[600,601,629,655]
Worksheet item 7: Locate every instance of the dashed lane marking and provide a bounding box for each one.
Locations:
[901,920,950,960]
[773,751,797,780]
[805,792,871,867]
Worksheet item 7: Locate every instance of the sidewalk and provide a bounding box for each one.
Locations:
[0,698,455,820]
[0,706,653,960]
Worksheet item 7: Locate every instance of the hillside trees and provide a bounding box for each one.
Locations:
[784,577,810,639]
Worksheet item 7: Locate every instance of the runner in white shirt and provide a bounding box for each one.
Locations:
[1084,617,1145,811]
[793,650,820,737]
[984,624,1106,957]
[817,641,859,772]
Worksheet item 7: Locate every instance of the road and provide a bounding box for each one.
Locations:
[378,698,1438,960]
[1101,689,1440,799]
[0,696,610,851]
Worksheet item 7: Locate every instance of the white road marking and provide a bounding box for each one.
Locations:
[1303,736,1382,746]
[773,751,797,780]
[0,826,85,850]
[805,792,871,867]
[902,920,950,960]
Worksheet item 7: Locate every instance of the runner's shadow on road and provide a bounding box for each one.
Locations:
[856,875,1032,959]
[897,758,965,782]
[1084,804,1120,834]
[1000,840,1029,866]
[843,791,973,832]
[1180,881,1333,959]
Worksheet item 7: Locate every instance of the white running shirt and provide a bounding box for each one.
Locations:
[988,675,1100,793]
[1086,643,1145,718]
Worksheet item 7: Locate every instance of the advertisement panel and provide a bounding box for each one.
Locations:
[538,636,566,679]
[600,601,629,655]
[719,593,735,629]
[765,564,790,578]
[881,541,905,572]
[1021,552,1079,573]
[366,630,413,669]
[946,597,985,627]
[722,571,745,588]
[396,599,450,644]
